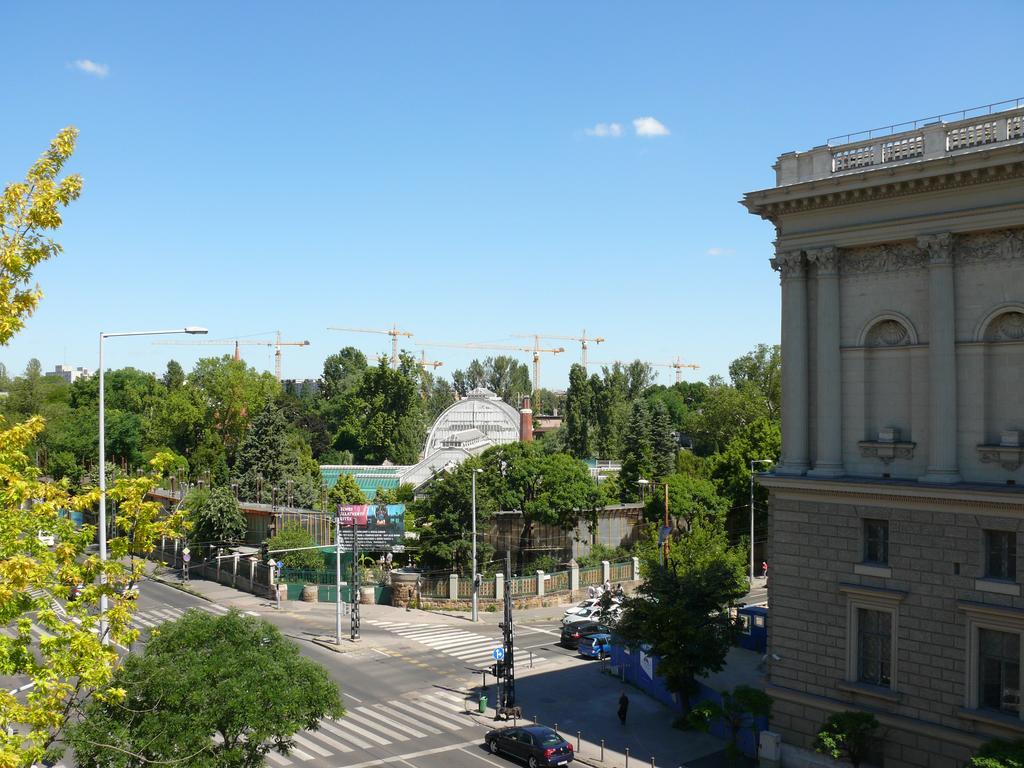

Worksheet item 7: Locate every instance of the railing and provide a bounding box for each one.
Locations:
[548,570,570,593]
[478,579,496,599]
[457,578,474,599]
[610,561,633,582]
[509,575,535,597]
[579,565,603,587]
[419,576,449,598]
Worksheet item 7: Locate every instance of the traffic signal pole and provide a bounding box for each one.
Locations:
[350,519,360,641]
[335,509,342,645]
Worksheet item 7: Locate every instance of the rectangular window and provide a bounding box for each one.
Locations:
[985,530,1017,581]
[857,608,892,687]
[979,628,1021,715]
[863,519,889,564]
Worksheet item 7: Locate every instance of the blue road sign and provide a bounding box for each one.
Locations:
[493,647,505,661]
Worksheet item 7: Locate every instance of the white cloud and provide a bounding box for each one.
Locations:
[706,247,735,257]
[633,116,670,137]
[585,122,624,138]
[72,59,109,78]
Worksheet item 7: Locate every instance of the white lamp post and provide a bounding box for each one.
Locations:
[749,459,774,583]
[471,468,483,623]
[98,326,207,643]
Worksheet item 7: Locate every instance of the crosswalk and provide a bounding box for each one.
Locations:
[129,601,232,631]
[363,620,546,668]
[265,688,479,766]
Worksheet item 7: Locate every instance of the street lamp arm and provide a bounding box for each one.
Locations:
[101,327,208,339]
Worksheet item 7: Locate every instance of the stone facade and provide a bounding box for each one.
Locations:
[744,105,1024,766]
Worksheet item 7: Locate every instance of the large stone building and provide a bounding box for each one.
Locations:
[743,104,1024,765]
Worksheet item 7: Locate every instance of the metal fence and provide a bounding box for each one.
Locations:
[509,575,535,597]
[610,561,633,583]
[548,570,570,593]
[580,565,603,586]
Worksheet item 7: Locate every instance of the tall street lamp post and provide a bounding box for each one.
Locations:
[749,459,774,583]
[471,468,483,623]
[99,327,207,644]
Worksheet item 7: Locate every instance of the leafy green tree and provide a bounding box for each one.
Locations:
[644,472,729,534]
[424,376,456,420]
[620,399,654,500]
[0,127,82,345]
[67,610,343,768]
[615,524,747,711]
[650,399,677,480]
[814,711,879,767]
[971,738,1024,768]
[236,405,317,506]
[415,459,492,573]
[161,359,185,390]
[451,356,532,406]
[320,347,367,401]
[728,343,781,421]
[563,363,592,458]
[689,685,773,759]
[708,416,779,540]
[185,486,246,548]
[327,473,368,506]
[189,356,280,461]
[267,522,324,571]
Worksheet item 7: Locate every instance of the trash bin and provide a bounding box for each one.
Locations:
[478,694,488,713]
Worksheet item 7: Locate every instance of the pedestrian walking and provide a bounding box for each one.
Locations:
[603,578,612,594]
[761,560,769,580]
[617,691,629,725]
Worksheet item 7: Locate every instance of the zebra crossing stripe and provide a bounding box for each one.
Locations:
[317,718,375,750]
[343,711,408,741]
[289,732,331,757]
[449,645,498,658]
[385,700,462,729]
[131,614,158,628]
[428,636,495,650]
[398,628,469,640]
[353,706,428,738]
[429,689,470,707]
[199,603,230,614]
[303,726,353,753]
[284,745,314,761]
[327,716,390,745]
[264,750,290,766]
[416,693,477,726]
[372,703,441,735]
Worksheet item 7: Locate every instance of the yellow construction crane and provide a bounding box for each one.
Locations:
[588,356,700,384]
[153,331,310,381]
[416,340,565,394]
[512,330,605,366]
[327,324,413,368]
[370,349,443,370]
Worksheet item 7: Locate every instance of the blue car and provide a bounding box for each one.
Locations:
[578,633,611,660]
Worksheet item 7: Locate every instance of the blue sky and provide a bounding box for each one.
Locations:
[2,1,1022,389]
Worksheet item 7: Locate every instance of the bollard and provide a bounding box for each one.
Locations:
[530,650,534,668]
[554,723,558,733]
[601,739,605,761]
[625,747,629,768]
[577,732,581,752]
[651,758,656,768]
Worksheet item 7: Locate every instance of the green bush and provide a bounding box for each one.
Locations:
[815,711,879,768]
[267,523,323,572]
[971,738,1024,767]
[576,543,633,568]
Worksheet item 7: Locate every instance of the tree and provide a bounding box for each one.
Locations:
[650,399,676,480]
[327,473,368,506]
[451,356,532,406]
[185,486,246,549]
[727,343,781,421]
[814,711,879,767]
[616,514,748,711]
[620,399,654,500]
[0,127,82,345]
[188,356,280,461]
[320,347,367,401]
[644,472,729,532]
[689,685,773,760]
[971,738,1024,768]
[267,523,323,571]
[236,405,318,507]
[67,610,343,768]
[161,359,185,390]
[563,363,592,458]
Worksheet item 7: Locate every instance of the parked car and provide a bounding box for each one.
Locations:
[114,582,139,599]
[563,596,620,618]
[559,621,611,649]
[37,532,56,547]
[484,725,574,767]
[578,632,612,660]
[561,605,620,625]
[68,583,85,602]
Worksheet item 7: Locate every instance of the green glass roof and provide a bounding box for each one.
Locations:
[320,465,404,500]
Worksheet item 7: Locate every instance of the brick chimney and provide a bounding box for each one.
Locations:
[519,395,534,442]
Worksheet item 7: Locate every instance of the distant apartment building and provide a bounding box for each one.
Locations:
[743,102,1024,765]
[50,364,91,383]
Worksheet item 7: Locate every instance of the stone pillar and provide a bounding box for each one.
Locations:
[601,560,611,586]
[569,559,580,596]
[249,558,256,587]
[495,573,504,602]
[632,556,641,582]
[807,247,844,477]
[536,570,545,597]
[771,251,810,474]
[449,573,459,600]
[232,554,239,588]
[919,233,962,483]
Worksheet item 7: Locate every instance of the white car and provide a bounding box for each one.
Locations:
[562,605,621,625]
[563,598,602,616]
[37,532,55,547]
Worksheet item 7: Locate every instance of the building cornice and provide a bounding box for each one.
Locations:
[759,474,1024,515]
[743,148,1024,222]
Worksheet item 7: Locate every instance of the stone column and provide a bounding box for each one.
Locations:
[449,573,458,600]
[601,560,611,585]
[919,233,961,483]
[495,573,504,602]
[536,570,545,597]
[807,247,844,476]
[569,560,580,596]
[632,556,641,582]
[770,251,810,474]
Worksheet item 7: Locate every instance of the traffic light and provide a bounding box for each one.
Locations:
[490,661,506,678]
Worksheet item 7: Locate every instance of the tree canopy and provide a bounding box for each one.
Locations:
[67,610,343,768]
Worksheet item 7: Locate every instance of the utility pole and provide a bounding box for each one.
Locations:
[471,468,481,622]
[350,518,361,641]
[335,507,343,645]
[663,482,670,565]
[497,550,520,718]
[749,459,773,582]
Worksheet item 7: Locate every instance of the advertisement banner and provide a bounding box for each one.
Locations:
[336,503,405,550]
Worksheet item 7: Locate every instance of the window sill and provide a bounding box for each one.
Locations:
[958,707,1024,735]
[975,578,1022,597]
[855,563,892,578]
[836,680,900,705]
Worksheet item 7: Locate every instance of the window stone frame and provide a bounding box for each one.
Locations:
[840,584,905,695]
[958,601,1024,725]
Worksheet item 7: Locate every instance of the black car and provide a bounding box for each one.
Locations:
[484,725,574,767]
[560,621,610,649]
